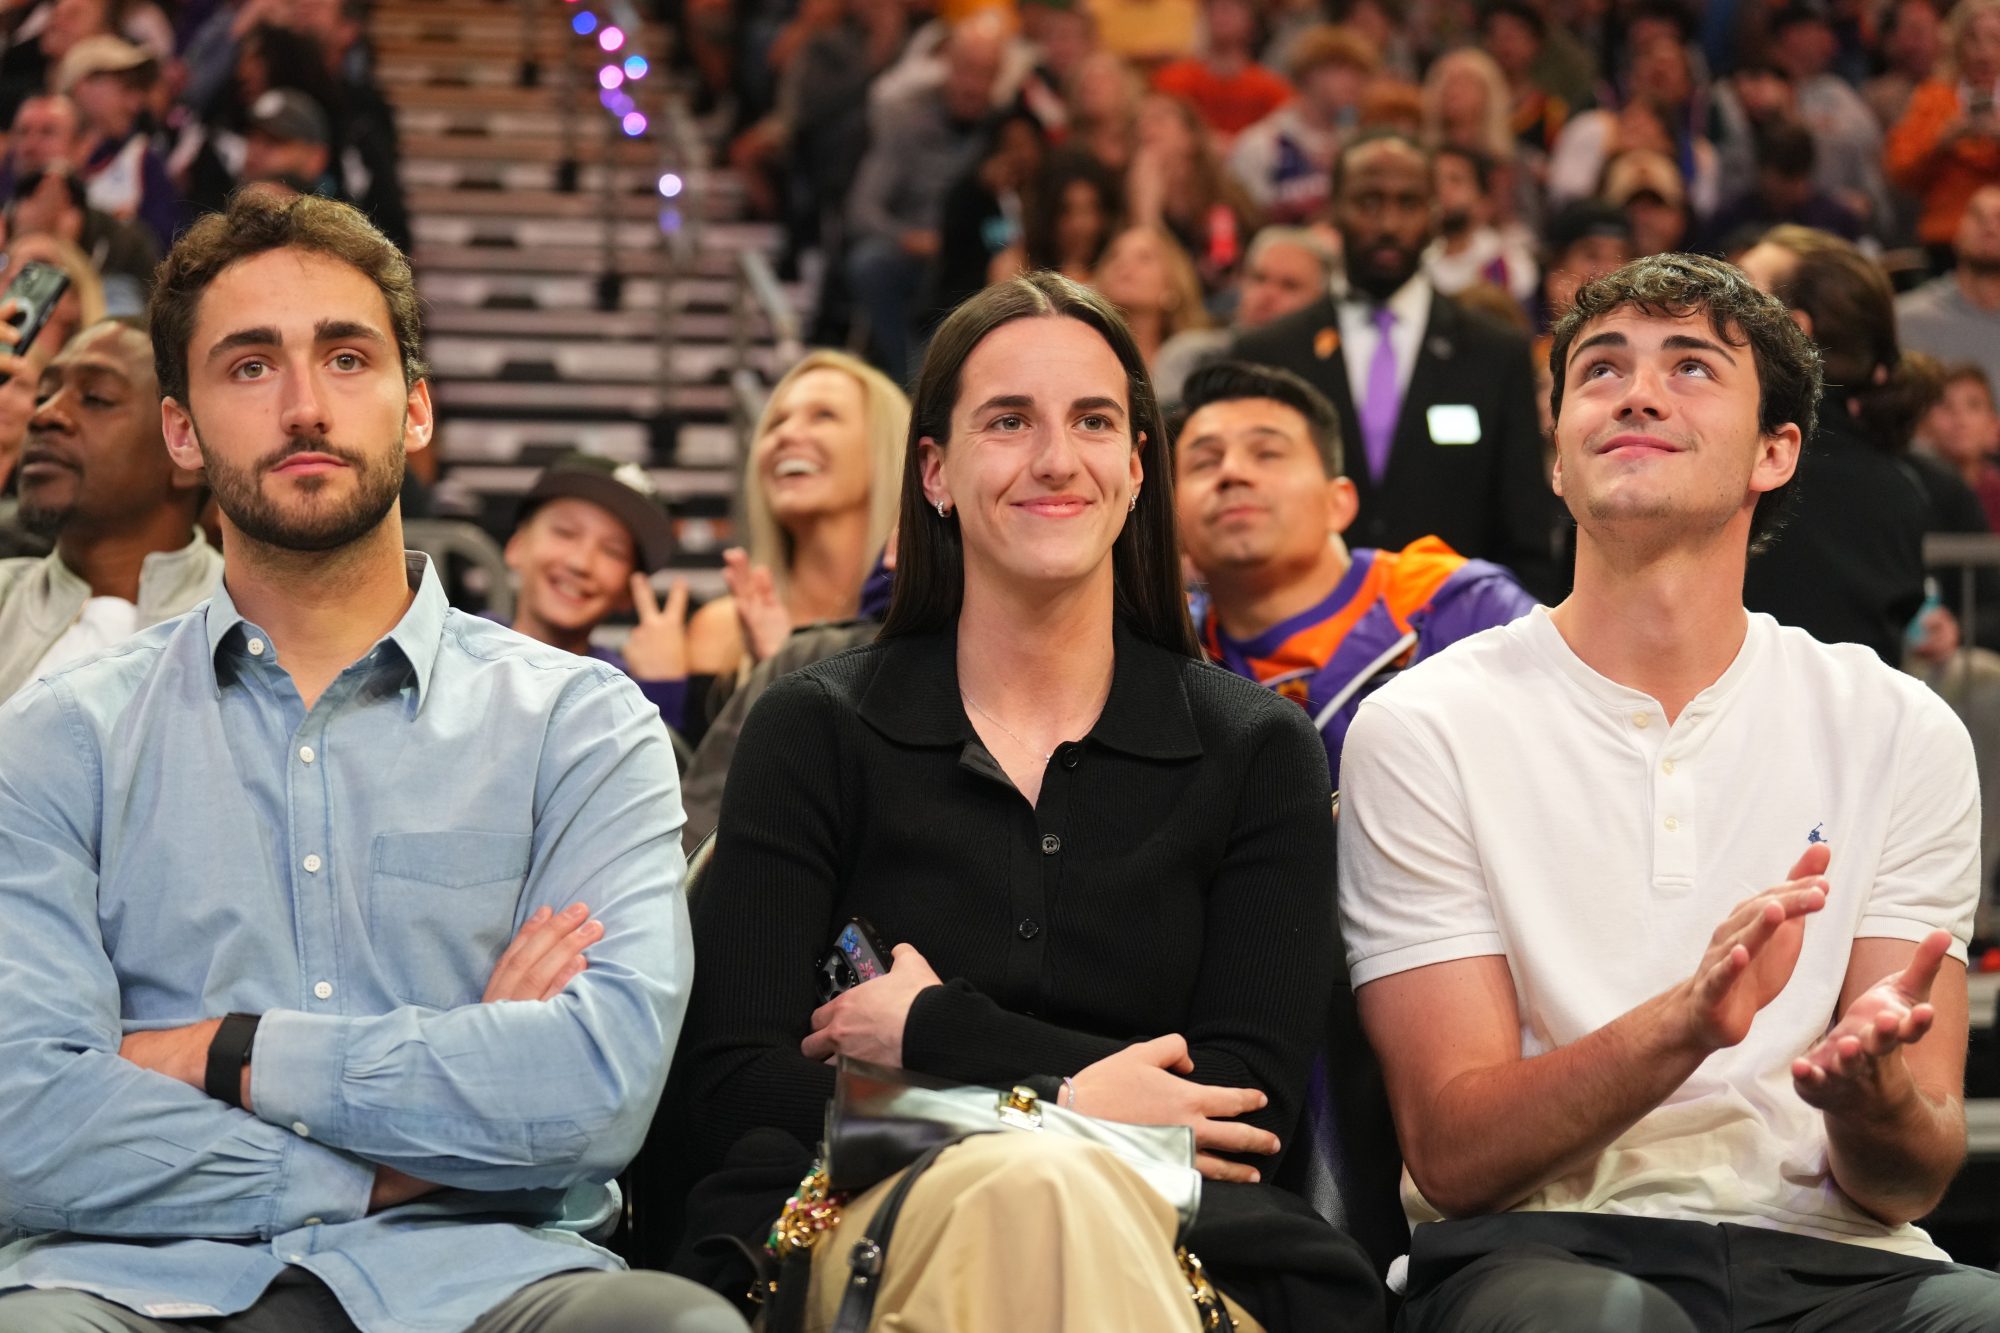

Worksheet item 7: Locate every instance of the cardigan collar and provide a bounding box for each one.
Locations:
[857,620,1204,761]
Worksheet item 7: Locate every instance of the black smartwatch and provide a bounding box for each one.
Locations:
[205,1012,262,1108]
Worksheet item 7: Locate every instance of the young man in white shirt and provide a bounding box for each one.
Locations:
[1338,252,1999,1330]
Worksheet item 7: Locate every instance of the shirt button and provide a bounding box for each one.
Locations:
[1059,745,1082,770]
[1632,712,1650,729]
[298,745,315,764]
[1040,834,1061,855]
[302,854,322,874]
[246,637,266,656]
[1665,816,1680,832]
[313,980,333,1000]
[303,1218,322,1227]
[291,1122,310,1138]
[1661,759,1675,775]
[1017,918,1040,939]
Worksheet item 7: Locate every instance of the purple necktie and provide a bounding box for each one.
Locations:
[1360,306,1400,484]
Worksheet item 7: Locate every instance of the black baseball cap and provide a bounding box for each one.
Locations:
[516,452,676,573]
[1543,199,1636,259]
[1769,0,1831,31]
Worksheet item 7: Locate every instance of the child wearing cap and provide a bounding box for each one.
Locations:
[504,453,701,739]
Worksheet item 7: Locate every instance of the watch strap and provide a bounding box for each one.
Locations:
[205,1011,261,1108]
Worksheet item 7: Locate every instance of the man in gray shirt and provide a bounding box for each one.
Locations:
[1769,3,1889,235]
[844,16,1003,377]
[1898,184,2000,392]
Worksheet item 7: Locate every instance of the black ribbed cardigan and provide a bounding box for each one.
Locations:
[667,623,1380,1328]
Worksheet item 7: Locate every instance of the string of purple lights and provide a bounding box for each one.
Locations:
[561,0,683,206]
[564,0,650,137]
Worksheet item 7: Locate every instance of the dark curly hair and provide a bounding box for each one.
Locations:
[1547,252,1822,553]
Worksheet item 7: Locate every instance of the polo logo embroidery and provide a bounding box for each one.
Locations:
[1807,823,1826,845]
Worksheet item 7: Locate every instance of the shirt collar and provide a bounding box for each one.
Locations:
[206,552,447,706]
[858,621,1204,760]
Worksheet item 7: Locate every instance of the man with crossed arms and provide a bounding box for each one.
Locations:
[1339,253,2000,1329]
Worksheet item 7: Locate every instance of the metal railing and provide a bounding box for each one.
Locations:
[1924,533,2000,654]
[729,248,802,450]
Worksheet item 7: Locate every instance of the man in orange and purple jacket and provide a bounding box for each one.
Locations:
[1175,359,1537,788]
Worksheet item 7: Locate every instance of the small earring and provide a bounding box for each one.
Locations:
[936,499,950,518]
[1128,489,1140,513]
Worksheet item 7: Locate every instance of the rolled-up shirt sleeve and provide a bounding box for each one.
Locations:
[0,685,376,1239]
[249,674,692,1191]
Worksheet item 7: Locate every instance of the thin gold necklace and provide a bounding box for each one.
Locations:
[961,690,1053,762]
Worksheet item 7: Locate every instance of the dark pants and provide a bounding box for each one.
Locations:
[1400,1212,2000,1333]
[843,234,924,381]
[0,1267,748,1333]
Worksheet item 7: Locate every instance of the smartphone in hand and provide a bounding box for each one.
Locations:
[1,260,70,358]
[816,916,893,1001]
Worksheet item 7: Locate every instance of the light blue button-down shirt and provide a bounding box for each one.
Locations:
[0,555,691,1332]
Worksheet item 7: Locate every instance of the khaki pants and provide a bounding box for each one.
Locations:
[790,1133,1265,1333]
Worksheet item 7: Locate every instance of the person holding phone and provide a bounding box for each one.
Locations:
[671,273,1382,1331]
[1886,0,2000,257]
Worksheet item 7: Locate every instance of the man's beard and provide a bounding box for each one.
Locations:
[1438,207,1474,238]
[18,493,71,538]
[16,452,79,538]
[197,424,405,553]
[1345,245,1421,299]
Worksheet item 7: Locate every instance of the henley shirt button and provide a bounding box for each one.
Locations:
[302,854,322,874]
[1632,712,1650,729]
[1665,816,1680,832]
[291,1122,310,1138]
[313,980,333,1000]
[1040,834,1061,855]
[1661,758,1675,775]
[246,637,266,656]
[1059,745,1081,770]
[1017,918,1040,940]
[285,1253,304,1263]
[299,745,315,764]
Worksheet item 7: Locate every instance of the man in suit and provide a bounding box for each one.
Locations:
[1234,130,1562,597]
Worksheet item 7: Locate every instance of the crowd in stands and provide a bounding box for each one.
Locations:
[7,0,2000,1328]
[0,0,410,559]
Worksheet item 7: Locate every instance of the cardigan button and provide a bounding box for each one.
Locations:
[1040,834,1061,855]
[1017,919,1040,939]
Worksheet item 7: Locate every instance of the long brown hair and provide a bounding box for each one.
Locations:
[879,272,1199,657]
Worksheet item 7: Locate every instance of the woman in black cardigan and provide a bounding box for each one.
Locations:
[670,273,1381,1330]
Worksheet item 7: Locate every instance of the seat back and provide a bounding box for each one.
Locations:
[403,518,514,620]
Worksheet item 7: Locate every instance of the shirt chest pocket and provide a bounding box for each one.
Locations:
[367,831,534,1010]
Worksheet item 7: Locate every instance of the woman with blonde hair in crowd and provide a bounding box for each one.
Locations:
[1127,92,1261,294]
[1093,224,1212,374]
[688,348,909,685]
[1066,48,1146,175]
[1421,46,1544,230]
